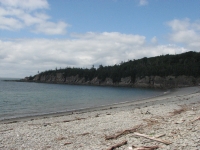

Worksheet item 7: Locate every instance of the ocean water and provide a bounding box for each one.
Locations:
[0,78,164,121]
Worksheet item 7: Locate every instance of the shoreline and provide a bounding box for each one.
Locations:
[1,86,199,124]
[0,86,199,149]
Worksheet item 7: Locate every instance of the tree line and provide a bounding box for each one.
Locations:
[37,51,200,82]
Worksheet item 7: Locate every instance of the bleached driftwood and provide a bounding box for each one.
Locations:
[134,132,172,145]
[191,116,200,123]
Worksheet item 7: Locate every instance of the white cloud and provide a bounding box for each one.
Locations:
[34,21,68,35]
[0,0,49,11]
[0,16,24,30]
[0,0,68,35]
[72,32,146,45]
[0,32,189,78]
[139,0,148,6]
[167,18,200,50]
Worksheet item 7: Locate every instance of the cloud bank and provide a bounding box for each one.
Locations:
[0,0,68,34]
[167,18,200,50]
[0,31,189,78]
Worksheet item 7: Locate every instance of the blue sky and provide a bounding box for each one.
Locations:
[0,0,200,78]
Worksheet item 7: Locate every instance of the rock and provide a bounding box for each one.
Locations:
[119,76,132,85]
[90,77,100,85]
[187,111,196,116]
[33,75,40,81]
[145,110,151,114]
[23,73,200,88]
[154,76,165,88]
[176,75,196,87]
[134,76,151,88]
[65,75,79,83]
[56,73,65,82]
[105,78,113,85]
[175,119,185,124]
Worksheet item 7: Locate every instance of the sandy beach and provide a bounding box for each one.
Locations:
[0,86,200,150]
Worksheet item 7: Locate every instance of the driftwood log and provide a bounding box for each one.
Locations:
[63,117,86,122]
[64,142,72,145]
[78,132,90,136]
[191,116,200,123]
[107,140,127,150]
[134,132,172,145]
[105,125,141,140]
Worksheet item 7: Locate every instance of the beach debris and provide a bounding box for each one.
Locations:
[132,145,159,150]
[155,134,166,138]
[145,110,151,114]
[188,111,196,116]
[95,114,99,117]
[171,129,180,135]
[143,119,159,127]
[4,120,18,124]
[28,123,40,126]
[134,132,172,145]
[64,142,72,145]
[78,132,90,136]
[28,122,52,126]
[63,117,85,122]
[56,136,67,141]
[0,128,13,132]
[141,110,151,115]
[191,116,200,123]
[175,119,185,124]
[107,140,127,150]
[44,123,51,126]
[43,146,51,149]
[170,105,188,116]
[105,125,142,140]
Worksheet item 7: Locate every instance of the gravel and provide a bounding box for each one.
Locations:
[0,87,200,150]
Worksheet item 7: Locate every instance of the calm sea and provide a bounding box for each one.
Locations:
[0,78,164,121]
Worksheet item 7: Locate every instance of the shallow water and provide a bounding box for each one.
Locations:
[0,78,164,120]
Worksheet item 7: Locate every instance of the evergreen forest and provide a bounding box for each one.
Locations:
[37,51,200,82]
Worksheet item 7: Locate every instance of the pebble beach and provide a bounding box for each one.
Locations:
[0,86,200,150]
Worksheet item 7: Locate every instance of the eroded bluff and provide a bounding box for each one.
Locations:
[23,73,200,89]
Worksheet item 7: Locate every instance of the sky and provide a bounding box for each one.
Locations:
[0,0,200,78]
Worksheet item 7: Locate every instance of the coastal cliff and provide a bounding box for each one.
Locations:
[23,73,200,89]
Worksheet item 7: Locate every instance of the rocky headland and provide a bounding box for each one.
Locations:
[22,73,200,89]
[20,51,200,89]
